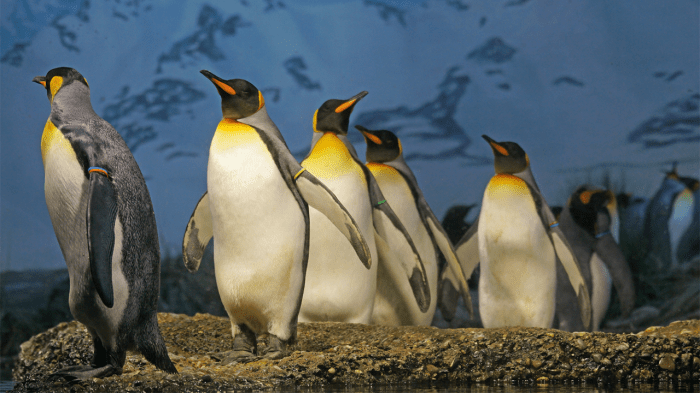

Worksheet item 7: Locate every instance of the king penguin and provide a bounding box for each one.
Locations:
[676,177,699,263]
[442,135,592,329]
[32,67,177,379]
[356,126,472,326]
[182,71,372,364]
[643,165,690,271]
[555,186,635,331]
[299,93,430,324]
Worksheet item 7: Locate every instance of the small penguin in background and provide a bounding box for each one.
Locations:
[437,204,478,322]
[441,135,592,329]
[643,165,691,271]
[299,93,431,324]
[440,204,477,245]
[33,67,176,380]
[355,126,473,326]
[618,193,649,265]
[555,186,635,331]
[183,71,372,363]
[676,177,699,263]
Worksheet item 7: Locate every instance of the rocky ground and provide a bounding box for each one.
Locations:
[10,313,700,392]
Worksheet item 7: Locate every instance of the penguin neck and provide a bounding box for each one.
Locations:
[51,83,96,122]
[236,106,286,143]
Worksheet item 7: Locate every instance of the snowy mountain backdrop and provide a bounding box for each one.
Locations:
[1,0,698,271]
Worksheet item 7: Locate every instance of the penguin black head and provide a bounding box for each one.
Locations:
[482,135,529,174]
[313,91,368,135]
[568,186,613,237]
[355,125,402,163]
[33,67,89,103]
[200,70,264,119]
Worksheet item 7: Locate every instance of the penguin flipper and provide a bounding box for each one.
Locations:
[439,216,480,318]
[368,176,430,312]
[424,212,473,316]
[182,192,213,273]
[550,229,592,331]
[295,170,372,268]
[87,171,118,308]
[594,232,635,317]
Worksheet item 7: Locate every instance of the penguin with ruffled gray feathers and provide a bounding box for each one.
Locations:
[183,71,372,363]
[555,186,635,331]
[33,67,176,380]
[356,126,472,326]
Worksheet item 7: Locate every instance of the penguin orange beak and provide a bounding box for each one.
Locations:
[32,76,46,87]
[482,135,509,157]
[200,70,236,96]
[335,91,368,113]
[355,125,382,145]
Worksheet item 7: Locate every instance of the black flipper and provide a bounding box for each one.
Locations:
[364,169,430,312]
[87,171,118,308]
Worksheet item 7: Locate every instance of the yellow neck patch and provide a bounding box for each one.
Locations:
[41,119,74,165]
[486,173,529,198]
[303,132,360,179]
[211,118,259,152]
[50,76,63,103]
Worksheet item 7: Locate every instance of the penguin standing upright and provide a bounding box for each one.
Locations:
[443,135,592,329]
[555,186,635,331]
[676,177,699,263]
[299,93,430,324]
[183,71,372,363]
[355,126,472,326]
[32,67,176,380]
[643,166,690,271]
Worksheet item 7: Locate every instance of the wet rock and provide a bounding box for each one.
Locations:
[10,314,700,392]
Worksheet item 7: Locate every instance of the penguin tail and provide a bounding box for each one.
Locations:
[135,316,178,373]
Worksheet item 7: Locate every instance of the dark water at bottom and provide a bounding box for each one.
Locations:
[1,381,697,392]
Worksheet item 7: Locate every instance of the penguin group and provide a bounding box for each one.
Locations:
[32,66,691,380]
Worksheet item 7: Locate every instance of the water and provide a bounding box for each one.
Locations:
[0,381,13,393]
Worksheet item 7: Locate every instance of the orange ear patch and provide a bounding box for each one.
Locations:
[312,109,319,132]
[490,141,508,156]
[335,98,356,113]
[212,78,236,96]
[579,190,593,204]
[50,76,64,101]
[258,90,265,110]
[362,131,382,145]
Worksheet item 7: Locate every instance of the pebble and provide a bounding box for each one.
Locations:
[659,355,675,371]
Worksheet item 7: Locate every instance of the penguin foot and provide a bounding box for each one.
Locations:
[262,335,288,360]
[48,364,121,382]
[213,350,259,365]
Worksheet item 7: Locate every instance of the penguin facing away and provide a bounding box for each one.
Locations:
[356,126,473,326]
[442,135,592,329]
[299,93,430,324]
[555,186,635,331]
[33,67,176,380]
[182,71,372,364]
